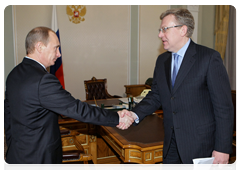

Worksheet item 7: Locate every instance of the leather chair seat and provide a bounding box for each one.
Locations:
[60,129,70,136]
[62,150,81,160]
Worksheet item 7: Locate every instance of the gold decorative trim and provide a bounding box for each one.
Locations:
[145,152,152,161]
[62,145,75,148]
[122,149,125,157]
[154,149,163,159]
[129,150,142,160]
[97,155,117,160]
[66,5,86,24]
[89,135,97,143]
[105,135,121,153]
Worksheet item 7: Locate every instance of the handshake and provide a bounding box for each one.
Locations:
[116,109,138,130]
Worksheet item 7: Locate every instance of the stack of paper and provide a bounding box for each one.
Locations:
[119,97,129,104]
[193,157,215,164]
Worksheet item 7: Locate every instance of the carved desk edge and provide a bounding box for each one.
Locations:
[98,125,163,164]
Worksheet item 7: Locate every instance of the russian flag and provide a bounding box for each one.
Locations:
[50,5,65,89]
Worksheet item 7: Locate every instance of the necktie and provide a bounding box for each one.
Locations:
[172,53,180,88]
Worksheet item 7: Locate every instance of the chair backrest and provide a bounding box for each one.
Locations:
[84,77,112,100]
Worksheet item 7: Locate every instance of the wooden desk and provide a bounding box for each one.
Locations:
[124,84,150,97]
[84,98,122,107]
[98,114,164,164]
[59,98,164,164]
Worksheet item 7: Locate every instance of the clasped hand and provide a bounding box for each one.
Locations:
[116,109,137,130]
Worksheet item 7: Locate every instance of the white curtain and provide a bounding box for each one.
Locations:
[223,5,236,90]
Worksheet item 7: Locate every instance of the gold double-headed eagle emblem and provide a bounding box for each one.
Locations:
[66,5,86,24]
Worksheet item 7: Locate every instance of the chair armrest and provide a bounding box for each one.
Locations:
[62,151,92,162]
[72,135,85,153]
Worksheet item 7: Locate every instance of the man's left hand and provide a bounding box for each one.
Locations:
[212,150,229,164]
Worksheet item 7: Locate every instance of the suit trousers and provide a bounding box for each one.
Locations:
[163,130,183,164]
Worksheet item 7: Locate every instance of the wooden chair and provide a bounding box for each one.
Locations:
[124,84,151,97]
[124,77,152,97]
[61,129,93,164]
[84,77,121,100]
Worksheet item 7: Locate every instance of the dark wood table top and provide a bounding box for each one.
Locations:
[98,113,164,163]
[84,98,122,107]
[101,114,164,148]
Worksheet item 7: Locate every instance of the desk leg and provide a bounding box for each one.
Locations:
[89,135,97,164]
[122,163,162,170]
[96,136,122,164]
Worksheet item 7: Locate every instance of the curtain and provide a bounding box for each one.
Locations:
[223,6,236,90]
[214,5,230,60]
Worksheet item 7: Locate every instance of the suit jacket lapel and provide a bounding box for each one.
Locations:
[172,40,197,94]
[164,53,172,92]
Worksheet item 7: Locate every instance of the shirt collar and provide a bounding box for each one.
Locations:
[25,56,46,70]
[173,38,191,57]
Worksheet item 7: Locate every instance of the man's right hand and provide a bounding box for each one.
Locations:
[116,109,138,130]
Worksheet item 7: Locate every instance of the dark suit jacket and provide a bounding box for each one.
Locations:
[132,40,234,163]
[4,58,119,164]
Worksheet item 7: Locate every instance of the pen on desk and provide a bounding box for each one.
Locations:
[93,96,98,107]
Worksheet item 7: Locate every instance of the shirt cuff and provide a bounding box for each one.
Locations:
[132,112,139,124]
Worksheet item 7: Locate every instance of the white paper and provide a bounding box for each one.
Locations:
[112,104,127,109]
[119,97,129,104]
[120,96,144,104]
[193,158,214,170]
[133,96,144,103]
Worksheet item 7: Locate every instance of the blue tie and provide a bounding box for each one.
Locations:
[172,54,180,88]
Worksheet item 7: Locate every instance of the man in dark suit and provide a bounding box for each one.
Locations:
[4,27,133,163]
[122,8,234,164]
